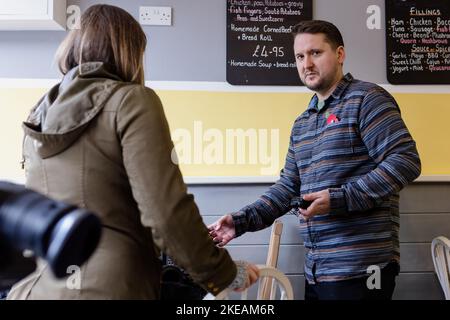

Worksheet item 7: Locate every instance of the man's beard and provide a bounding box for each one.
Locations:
[303,75,331,92]
[302,66,339,93]
[305,77,326,92]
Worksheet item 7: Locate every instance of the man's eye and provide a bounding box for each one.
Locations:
[296,55,304,60]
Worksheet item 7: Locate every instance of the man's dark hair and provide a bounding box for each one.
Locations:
[292,20,344,49]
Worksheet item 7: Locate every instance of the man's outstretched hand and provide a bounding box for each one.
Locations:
[207,214,236,247]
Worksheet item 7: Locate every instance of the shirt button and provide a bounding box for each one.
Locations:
[207,282,214,288]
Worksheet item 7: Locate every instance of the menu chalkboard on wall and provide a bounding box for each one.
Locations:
[226,0,312,85]
[386,0,450,84]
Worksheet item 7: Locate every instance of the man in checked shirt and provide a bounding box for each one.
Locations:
[208,20,421,300]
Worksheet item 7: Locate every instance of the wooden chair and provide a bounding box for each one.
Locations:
[431,236,450,300]
[203,264,294,300]
[204,220,293,300]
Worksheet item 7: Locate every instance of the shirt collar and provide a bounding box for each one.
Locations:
[331,73,353,99]
[306,73,354,112]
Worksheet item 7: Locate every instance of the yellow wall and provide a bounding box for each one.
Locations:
[0,88,44,181]
[1,87,449,181]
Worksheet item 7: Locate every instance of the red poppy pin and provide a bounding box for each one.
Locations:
[326,113,339,125]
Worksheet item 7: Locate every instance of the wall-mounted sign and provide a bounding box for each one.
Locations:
[386,0,450,84]
[226,0,313,85]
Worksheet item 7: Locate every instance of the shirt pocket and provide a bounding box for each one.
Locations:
[316,122,355,158]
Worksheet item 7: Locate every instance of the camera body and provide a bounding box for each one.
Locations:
[0,181,102,292]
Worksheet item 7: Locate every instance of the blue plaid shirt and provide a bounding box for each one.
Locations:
[232,73,421,283]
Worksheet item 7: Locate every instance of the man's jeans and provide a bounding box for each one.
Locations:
[305,261,400,300]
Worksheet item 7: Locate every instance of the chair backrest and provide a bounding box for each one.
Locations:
[258,219,283,299]
[431,236,450,300]
[203,265,294,300]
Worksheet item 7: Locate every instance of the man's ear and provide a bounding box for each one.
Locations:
[337,46,346,64]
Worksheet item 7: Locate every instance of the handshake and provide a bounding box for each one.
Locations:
[207,215,259,292]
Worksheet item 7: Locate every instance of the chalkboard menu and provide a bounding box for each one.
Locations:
[386,0,450,84]
[226,0,312,85]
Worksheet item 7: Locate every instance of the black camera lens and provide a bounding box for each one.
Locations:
[0,182,101,278]
[46,208,101,278]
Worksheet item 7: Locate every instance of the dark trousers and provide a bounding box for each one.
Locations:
[305,262,399,300]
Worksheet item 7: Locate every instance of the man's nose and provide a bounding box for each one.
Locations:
[304,55,314,69]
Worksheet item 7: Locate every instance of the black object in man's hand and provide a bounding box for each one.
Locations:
[298,198,313,209]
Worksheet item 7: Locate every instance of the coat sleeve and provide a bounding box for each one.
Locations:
[116,85,236,293]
